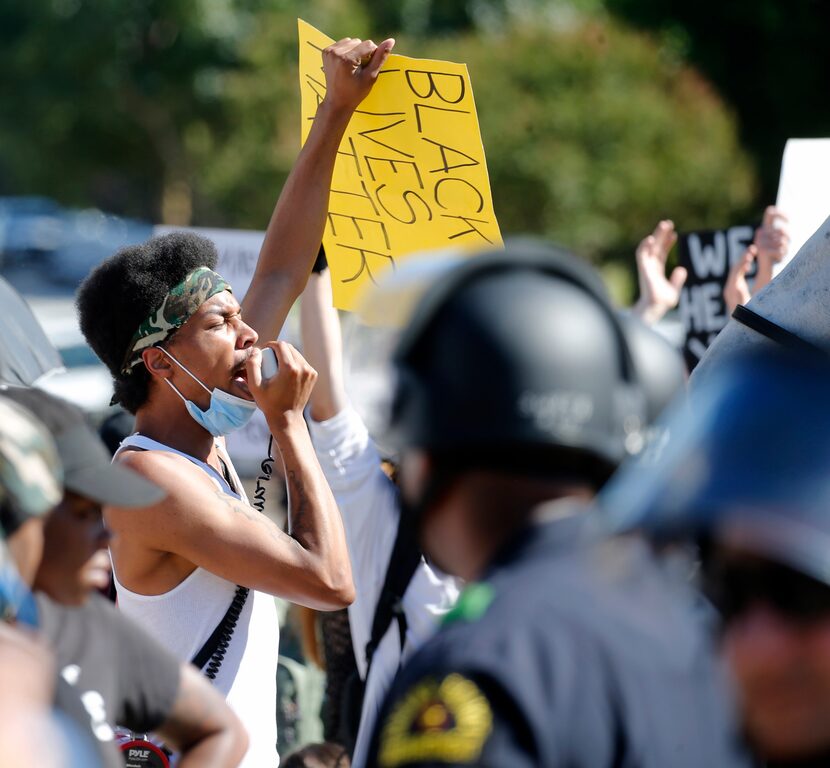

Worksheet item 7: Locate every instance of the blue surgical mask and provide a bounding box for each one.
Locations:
[160,348,257,437]
[0,563,38,627]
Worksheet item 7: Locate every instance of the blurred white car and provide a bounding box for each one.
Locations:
[27,296,115,423]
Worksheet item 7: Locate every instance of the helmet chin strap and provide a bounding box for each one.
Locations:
[398,462,457,551]
[399,461,494,580]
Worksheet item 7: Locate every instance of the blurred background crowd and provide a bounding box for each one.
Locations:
[3,0,826,422]
[3,0,828,287]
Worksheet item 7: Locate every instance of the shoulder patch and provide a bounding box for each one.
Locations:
[442,582,494,627]
[379,673,493,767]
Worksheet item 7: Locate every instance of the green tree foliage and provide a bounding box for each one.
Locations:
[361,0,612,37]
[601,0,830,202]
[414,16,755,265]
[0,0,757,287]
[367,0,474,37]
[0,0,254,221]
[190,0,371,228]
[0,0,371,225]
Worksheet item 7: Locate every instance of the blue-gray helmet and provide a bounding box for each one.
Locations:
[601,349,830,583]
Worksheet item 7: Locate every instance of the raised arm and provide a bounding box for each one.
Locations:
[110,343,354,611]
[723,206,790,315]
[723,245,756,315]
[753,205,789,285]
[242,37,395,342]
[300,261,348,422]
[631,220,686,326]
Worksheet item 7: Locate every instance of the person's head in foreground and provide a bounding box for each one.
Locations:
[282,741,350,768]
[1,386,163,604]
[368,240,685,581]
[76,232,258,434]
[601,349,830,766]
[0,394,106,766]
[0,394,64,621]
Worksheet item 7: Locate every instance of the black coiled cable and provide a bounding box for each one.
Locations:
[203,584,249,681]
[201,436,274,681]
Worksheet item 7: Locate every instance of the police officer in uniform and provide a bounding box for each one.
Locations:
[362,242,751,768]
[603,349,830,767]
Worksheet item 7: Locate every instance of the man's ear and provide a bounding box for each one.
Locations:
[142,347,174,381]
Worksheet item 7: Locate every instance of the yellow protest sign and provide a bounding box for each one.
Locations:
[298,19,502,310]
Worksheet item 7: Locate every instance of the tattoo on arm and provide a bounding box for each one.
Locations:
[286,470,311,540]
[212,491,295,546]
[213,472,316,549]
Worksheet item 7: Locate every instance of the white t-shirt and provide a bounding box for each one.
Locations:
[309,407,460,768]
[113,435,279,767]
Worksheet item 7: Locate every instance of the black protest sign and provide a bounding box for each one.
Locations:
[677,225,755,370]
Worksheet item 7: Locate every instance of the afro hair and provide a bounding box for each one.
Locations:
[76,232,219,413]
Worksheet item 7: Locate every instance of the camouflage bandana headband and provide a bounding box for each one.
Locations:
[0,397,63,523]
[120,267,232,375]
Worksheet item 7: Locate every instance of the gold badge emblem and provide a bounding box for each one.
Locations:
[379,674,493,767]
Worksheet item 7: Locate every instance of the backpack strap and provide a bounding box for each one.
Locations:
[338,512,422,757]
[364,510,423,675]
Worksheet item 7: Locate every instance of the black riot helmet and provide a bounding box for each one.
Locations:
[379,240,684,489]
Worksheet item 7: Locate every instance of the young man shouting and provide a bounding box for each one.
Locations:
[76,36,393,766]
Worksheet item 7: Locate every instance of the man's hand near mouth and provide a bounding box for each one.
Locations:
[246,342,317,425]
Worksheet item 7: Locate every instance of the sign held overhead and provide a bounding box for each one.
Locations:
[677,225,755,370]
[775,139,830,273]
[298,19,502,310]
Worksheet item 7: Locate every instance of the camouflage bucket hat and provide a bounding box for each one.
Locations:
[0,395,63,536]
[120,266,232,374]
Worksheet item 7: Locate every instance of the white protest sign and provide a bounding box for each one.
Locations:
[776,139,830,272]
[151,225,299,476]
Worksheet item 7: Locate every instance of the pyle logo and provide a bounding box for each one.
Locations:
[518,391,594,435]
[129,749,151,758]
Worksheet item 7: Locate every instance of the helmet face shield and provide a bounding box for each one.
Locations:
[354,240,681,483]
[354,247,470,331]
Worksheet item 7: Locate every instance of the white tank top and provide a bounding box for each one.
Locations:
[113,434,280,767]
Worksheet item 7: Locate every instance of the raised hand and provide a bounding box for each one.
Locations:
[632,220,687,325]
[753,206,790,285]
[322,36,395,114]
[723,245,756,315]
[239,34,394,343]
